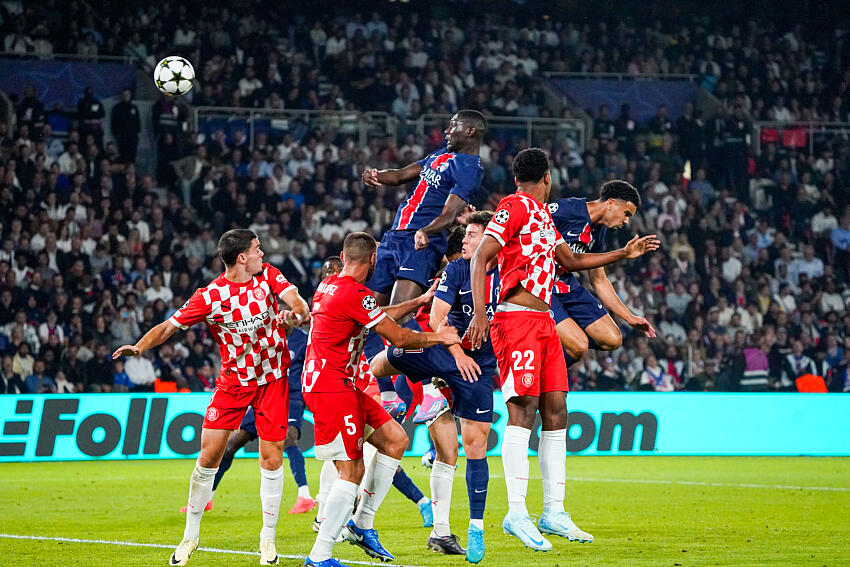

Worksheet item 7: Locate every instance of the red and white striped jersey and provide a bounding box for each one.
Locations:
[169,263,296,387]
[302,274,387,393]
[484,192,565,306]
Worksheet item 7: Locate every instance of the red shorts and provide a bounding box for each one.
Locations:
[304,387,393,461]
[490,309,569,399]
[203,377,289,441]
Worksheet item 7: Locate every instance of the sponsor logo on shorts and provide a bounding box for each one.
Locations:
[520,373,534,387]
[393,347,404,357]
[253,288,266,301]
[362,295,377,310]
[206,407,219,421]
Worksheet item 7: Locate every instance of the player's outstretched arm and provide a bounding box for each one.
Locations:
[414,194,470,250]
[382,279,438,320]
[112,320,179,359]
[468,235,501,350]
[277,287,312,327]
[587,268,657,339]
[362,162,423,188]
[554,234,660,272]
[373,315,460,350]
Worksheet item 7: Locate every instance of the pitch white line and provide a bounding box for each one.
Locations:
[562,476,850,492]
[0,534,426,567]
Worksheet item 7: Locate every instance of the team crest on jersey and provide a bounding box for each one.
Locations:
[438,161,451,172]
[206,407,219,421]
[520,373,534,387]
[253,288,266,301]
[494,209,510,224]
[548,202,559,214]
[362,295,377,311]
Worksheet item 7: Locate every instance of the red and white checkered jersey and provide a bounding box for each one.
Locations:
[303,274,387,393]
[484,192,565,306]
[168,263,296,387]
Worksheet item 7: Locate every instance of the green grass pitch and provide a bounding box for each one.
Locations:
[1,456,848,566]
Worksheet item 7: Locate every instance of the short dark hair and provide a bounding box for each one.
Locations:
[456,109,488,138]
[599,180,641,207]
[342,232,377,264]
[321,256,343,279]
[218,229,257,267]
[446,226,465,258]
[512,148,550,183]
[465,210,494,228]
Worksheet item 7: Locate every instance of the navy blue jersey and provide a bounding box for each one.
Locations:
[548,197,607,288]
[286,327,308,391]
[434,258,499,360]
[391,148,483,231]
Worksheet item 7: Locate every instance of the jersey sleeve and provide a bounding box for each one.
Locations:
[434,261,461,306]
[168,288,209,329]
[266,264,296,297]
[447,157,483,203]
[347,287,388,329]
[484,196,527,247]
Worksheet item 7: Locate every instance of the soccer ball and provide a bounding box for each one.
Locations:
[153,56,195,97]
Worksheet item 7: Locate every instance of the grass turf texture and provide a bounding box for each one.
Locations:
[1,457,848,566]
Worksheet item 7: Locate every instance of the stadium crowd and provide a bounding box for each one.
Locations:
[1,3,850,395]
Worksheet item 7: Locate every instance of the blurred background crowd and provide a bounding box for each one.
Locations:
[1,0,849,395]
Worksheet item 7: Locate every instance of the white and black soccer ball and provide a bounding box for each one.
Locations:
[153,56,195,97]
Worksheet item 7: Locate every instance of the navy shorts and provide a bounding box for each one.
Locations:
[288,388,305,435]
[366,230,446,295]
[387,344,495,423]
[550,283,608,328]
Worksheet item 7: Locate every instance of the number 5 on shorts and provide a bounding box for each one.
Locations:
[344,414,357,435]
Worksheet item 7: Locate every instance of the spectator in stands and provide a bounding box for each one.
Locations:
[111,89,142,163]
[25,359,56,394]
[1,355,25,394]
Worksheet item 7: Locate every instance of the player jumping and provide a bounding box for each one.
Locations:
[468,149,659,551]
[370,211,499,563]
[112,229,311,566]
[548,181,656,365]
[361,110,486,417]
[303,232,460,567]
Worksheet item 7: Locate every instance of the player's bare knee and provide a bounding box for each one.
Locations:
[597,327,622,350]
[435,445,458,466]
[461,434,487,460]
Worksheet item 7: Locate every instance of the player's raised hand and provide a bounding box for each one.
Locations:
[361,168,381,188]
[436,316,461,346]
[623,234,661,259]
[453,351,482,382]
[112,345,140,359]
[629,315,657,339]
[414,229,430,250]
[467,311,489,350]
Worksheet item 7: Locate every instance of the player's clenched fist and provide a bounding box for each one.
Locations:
[361,167,381,188]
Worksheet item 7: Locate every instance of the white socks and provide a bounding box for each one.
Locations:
[353,453,400,530]
[317,460,339,522]
[422,381,439,397]
[183,462,218,540]
[380,391,398,402]
[502,425,531,516]
[298,485,312,499]
[309,479,358,562]
[539,429,567,514]
[430,460,455,537]
[259,466,284,540]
